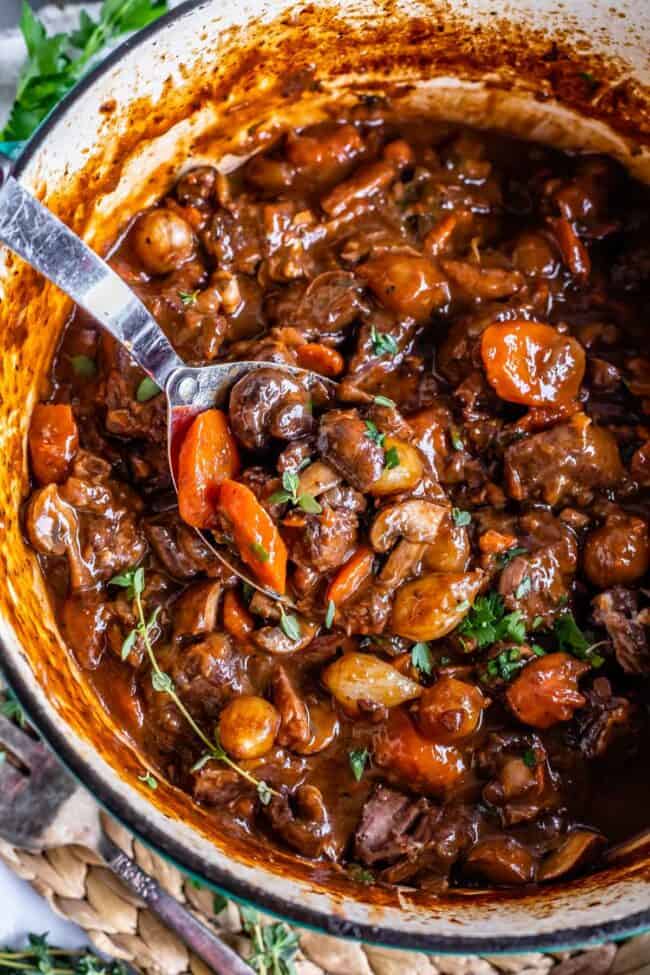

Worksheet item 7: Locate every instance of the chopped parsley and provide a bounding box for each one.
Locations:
[523,749,537,769]
[349,748,369,782]
[554,612,605,667]
[497,545,528,567]
[452,508,472,527]
[450,427,464,451]
[347,864,375,885]
[411,641,433,676]
[70,354,96,378]
[325,599,335,629]
[138,771,158,790]
[515,576,532,600]
[136,377,161,403]
[486,646,525,682]
[364,420,385,446]
[370,325,398,357]
[179,289,200,306]
[384,445,400,469]
[249,541,270,563]
[458,592,526,649]
[374,394,396,408]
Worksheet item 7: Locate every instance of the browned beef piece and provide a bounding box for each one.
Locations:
[201,203,264,274]
[170,632,249,720]
[504,415,623,507]
[175,166,217,207]
[592,588,650,675]
[317,409,385,491]
[264,785,334,859]
[292,505,358,573]
[574,677,638,759]
[271,666,311,750]
[172,580,222,640]
[192,765,244,806]
[145,512,220,580]
[354,785,431,866]
[229,367,314,450]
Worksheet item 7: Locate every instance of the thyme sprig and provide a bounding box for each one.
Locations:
[0,934,127,975]
[110,568,278,804]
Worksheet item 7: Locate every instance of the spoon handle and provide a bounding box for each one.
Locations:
[0,156,184,389]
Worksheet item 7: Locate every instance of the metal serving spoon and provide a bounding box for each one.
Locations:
[0,154,331,603]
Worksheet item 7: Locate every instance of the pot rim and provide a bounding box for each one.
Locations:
[5,0,650,953]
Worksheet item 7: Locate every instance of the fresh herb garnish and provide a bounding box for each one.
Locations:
[136,376,161,403]
[212,893,229,915]
[452,508,472,527]
[384,445,400,470]
[1,0,168,144]
[138,770,157,790]
[0,934,128,975]
[279,608,302,643]
[515,576,532,600]
[486,646,525,682]
[364,419,385,446]
[370,325,398,357]
[250,541,270,563]
[269,470,322,514]
[449,427,464,451]
[179,289,200,306]
[325,599,335,629]
[110,567,277,803]
[70,354,96,378]
[523,748,537,769]
[554,612,605,667]
[0,686,27,728]
[240,906,300,975]
[411,641,433,676]
[349,748,369,782]
[347,864,375,885]
[458,592,526,648]
[374,394,396,408]
[496,545,528,567]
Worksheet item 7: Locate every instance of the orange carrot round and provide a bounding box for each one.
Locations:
[326,545,374,605]
[178,409,240,528]
[223,589,255,641]
[28,403,79,485]
[481,320,585,408]
[218,479,287,595]
[296,343,345,377]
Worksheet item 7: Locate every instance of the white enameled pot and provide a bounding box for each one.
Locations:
[0,0,649,953]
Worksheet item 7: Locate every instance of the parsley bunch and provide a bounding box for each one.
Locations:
[0,934,127,975]
[457,592,526,649]
[1,0,168,144]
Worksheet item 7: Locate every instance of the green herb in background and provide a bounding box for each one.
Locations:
[349,747,369,782]
[0,934,127,975]
[1,0,168,144]
[268,470,322,515]
[0,686,27,728]
[240,906,300,975]
[458,592,526,649]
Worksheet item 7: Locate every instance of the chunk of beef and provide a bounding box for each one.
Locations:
[271,666,311,749]
[573,677,637,759]
[229,367,314,449]
[354,785,431,866]
[498,517,577,626]
[317,409,385,491]
[504,413,623,506]
[291,505,358,573]
[264,785,334,859]
[145,512,219,579]
[172,581,222,640]
[478,732,559,826]
[592,588,650,675]
[170,632,248,719]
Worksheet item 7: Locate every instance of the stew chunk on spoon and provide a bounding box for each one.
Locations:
[25,115,650,891]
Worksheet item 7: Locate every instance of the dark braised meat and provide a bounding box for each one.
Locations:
[25,116,650,892]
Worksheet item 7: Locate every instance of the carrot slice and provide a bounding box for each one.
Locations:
[28,403,79,485]
[481,320,585,408]
[296,343,345,377]
[218,479,287,594]
[178,409,240,528]
[326,545,374,605]
[223,589,255,640]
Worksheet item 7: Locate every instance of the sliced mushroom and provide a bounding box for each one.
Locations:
[173,581,222,640]
[464,836,536,886]
[378,540,426,589]
[539,830,605,882]
[25,484,93,590]
[229,367,314,450]
[253,618,318,655]
[297,461,342,499]
[370,499,448,553]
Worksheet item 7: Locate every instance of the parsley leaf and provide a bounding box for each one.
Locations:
[515,576,532,600]
[179,289,200,306]
[136,376,161,402]
[554,612,605,666]
[269,469,321,514]
[348,864,375,885]
[411,641,433,675]
[364,419,385,447]
[1,0,169,143]
[70,354,96,378]
[497,545,528,567]
[138,770,157,789]
[452,507,472,527]
[325,599,335,629]
[0,687,27,728]
[374,394,395,407]
[349,748,369,782]
[523,748,537,768]
[370,325,398,357]
[384,445,400,469]
[458,592,526,648]
[249,541,270,563]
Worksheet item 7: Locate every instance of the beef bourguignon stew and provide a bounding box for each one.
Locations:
[24,112,650,892]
